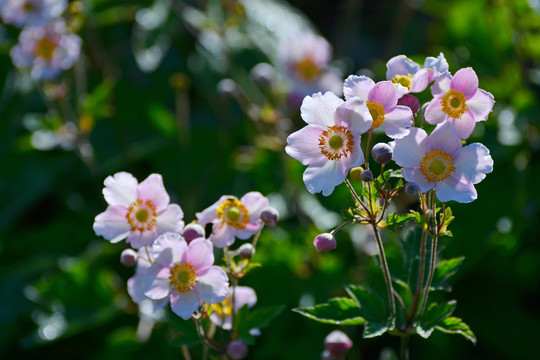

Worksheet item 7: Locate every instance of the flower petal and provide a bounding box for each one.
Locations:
[453,143,493,184]
[430,72,452,97]
[196,196,229,226]
[143,264,171,300]
[423,53,449,74]
[300,92,344,127]
[137,174,170,212]
[183,238,214,273]
[155,204,184,236]
[436,176,477,203]
[232,286,258,311]
[127,230,158,249]
[153,232,188,267]
[127,273,147,304]
[428,122,463,154]
[303,159,345,196]
[386,55,420,79]
[368,81,398,112]
[338,136,364,172]
[390,127,429,168]
[285,125,327,166]
[466,89,494,122]
[343,75,374,101]
[93,205,130,243]
[424,96,447,125]
[197,266,229,304]
[170,288,201,320]
[210,222,236,248]
[102,172,138,207]
[381,105,413,139]
[334,97,373,135]
[410,68,435,93]
[402,168,434,193]
[241,191,270,220]
[449,111,476,140]
[451,67,478,99]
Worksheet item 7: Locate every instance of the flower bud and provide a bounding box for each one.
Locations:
[405,182,420,196]
[397,94,420,115]
[371,143,393,164]
[314,233,336,252]
[227,340,248,359]
[360,169,373,182]
[260,206,279,227]
[182,223,206,243]
[324,330,353,357]
[217,79,238,96]
[349,166,364,181]
[250,63,277,87]
[120,249,138,267]
[238,243,255,259]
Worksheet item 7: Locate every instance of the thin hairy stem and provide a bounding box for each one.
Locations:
[406,228,428,323]
[182,345,192,360]
[370,222,396,319]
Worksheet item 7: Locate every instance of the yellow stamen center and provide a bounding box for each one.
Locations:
[126,199,157,232]
[390,74,413,90]
[36,38,56,60]
[217,198,250,229]
[210,295,233,318]
[420,149,456,183]
[367,101,386,128]
[440,89,469,119]
[295,58,321,81]
[318,125,354,160]
[169,262,198,294]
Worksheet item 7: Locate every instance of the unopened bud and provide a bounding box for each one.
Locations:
[349,166,364,181]
[314,233,336,252]
[324,330,353,357]
[238,243,255,259]
[182,223,206,243]
[397,94,420,115]
[250,63,277,87]
[227,340,248,359]
[371,143,393,164]
[217,79,238,96]
[120,249,138,267]
[405,182,420,196]
[360,169,373,182]
[260,206,279,227]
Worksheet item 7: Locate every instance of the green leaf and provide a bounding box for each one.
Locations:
[148,103,177,137]
[417,300,457,338]
[169,316,200,346]
[237,305,284,345]
[438,206,455,237]
[293,298,365,326]
[435,317,477,344]
[242,261,262,276]
[346,285,392,338]
[82,79,115,118]
[381,213,414,231]
[431,257,465,291]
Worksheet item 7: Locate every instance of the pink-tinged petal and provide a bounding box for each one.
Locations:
[466,89,494,122]
[232,286,258,312]
[155,204,184,235]
[343,75,374,101]
[209,312,230,329]
[424,97,447,125]
[453,143,493,184]
[451,67,478,99]
[143,264,171,300]
[137,174,170,212]
[338,137,364,172]
[236,222,262,239]
[402,168,434,193]
[381,105,413,139]
[127,230,157,249]
[334,97,373,135]
[303,159,345,196]
[196,196,229,226]
[153,232,187,267]
[197,266,229,304]
[210,222,236,248]
[390,127,430,168]
[436,177,477,203]
[428,122,463,154]
[449,111,476,140]
[394,84,410,98]
[170,288,201,320]
[397,94,420,115]
[285,125,326,166]
[423,53,449,74]
[102,172,138,207]
[410,68,435,93]
[430,72,452,97]
[93,205,130,243]
[241,191,270,220]
[127,274,147,304]
[183,238,214,273]
[386,55,420,79]
[368,81,398,112]
[300,92,344,127]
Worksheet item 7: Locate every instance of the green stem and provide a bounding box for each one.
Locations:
[181,345,192,360]
[400,335,409,360]
[406,228,428,324]
[370,222,396,320]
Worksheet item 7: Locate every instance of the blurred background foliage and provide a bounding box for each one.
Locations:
[0,0,539,359]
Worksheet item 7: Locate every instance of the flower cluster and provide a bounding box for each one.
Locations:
[1,0,81,80]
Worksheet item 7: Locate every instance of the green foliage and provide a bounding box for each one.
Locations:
[431,257,465,291]
[236,305,284,345]
[435,317,477,344]
[293,298,366,326]
[381,212,415,231]
[417,300,457,338]
[346,285,393,338]
[169,316,200,346]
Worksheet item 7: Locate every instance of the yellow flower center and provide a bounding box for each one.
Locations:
[318,125,354,160]
[126,199,157,232]
[210,295,233,318]
[217,198,250,229]
[420,149,456,183]
[440,89,469,119]
[295,57,321,81]
[367,101,386,128]
[169,262,198,294]
[36,38,56,60]
[390,74,413,90]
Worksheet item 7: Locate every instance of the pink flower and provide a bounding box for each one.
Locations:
[390,122,493,203]
[93,172,184,249]
[209,286,257,330]
[424,67,495,139]
[286,92,372,196]
[324,330,353,357]
[196,192,269,248]
[343,76,413,139]
[1,0,67,27]
[140,233,229,320]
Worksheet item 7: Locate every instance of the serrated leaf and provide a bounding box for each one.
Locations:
[435,317,477,344]
[417,300,457,338]
[431,257,465,291]
[237,305,284,345]
[438,206,455,237]
[293,298,366,326]
[393,279,413,309]
[381,213,414,231]
[346,285,392,338]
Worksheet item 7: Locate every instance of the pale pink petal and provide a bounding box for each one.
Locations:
[390,127,430,168]
[402,168,434,193]
[436,176,477,203]
[197,266,229,304]
[93,205,130,243]
[430,72,452,97]
[386,55,420,79]
[368,81,398,112]
[449,111,476,140]
[410,68,435,93]
[143,264,171,300]
[127,230,157,249]
[451,67,478,99]
[233,286,258,312]
[466,89,494,122]
[453,143,493,184]
[423,53,449,74]
[334,97,373,135]
[153,232,187,267]
[137,174,170,212]
[127,274,147,304]
[183,238,214,274]
[210,222,236,248]
[170,288,201,320]
[196,196,229,226]
[394,84,410,98]
[343,75,374,101]
[381,106,413,139]
[241,191,269,220]
[338,137,363,172]
[285,125,327,166]
[427,122,463,154]
[303,159,345,196]
[424,96,447,125]
[155,204,184,235]
[236,223,262,239]
[102,172,138,207]
[300,92,344,127]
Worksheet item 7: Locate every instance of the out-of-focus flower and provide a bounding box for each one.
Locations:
[181,223,205,244]
[93,172,184,249]
[390,122,493,203]
[140,233,229,320]
[397,94,420,116]
[10,20,81,80]
[313,233,336,252]
[324,330,353,357]
[227,340,248,359]
[286,92,372,196]
[196,192,269,248]
[209,286,257,330]
[343,77,413,139]
[260,206,279,227]
[424,67,494,140]
[386,53,448,98]
[1,0,67,27]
